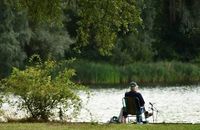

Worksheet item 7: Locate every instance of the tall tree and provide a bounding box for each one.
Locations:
[17,0,62,27]
[25,26,73,60]
[17,0,141,55]
[75,0,141,55]
[0,0,28,78]
[152,0,200,61]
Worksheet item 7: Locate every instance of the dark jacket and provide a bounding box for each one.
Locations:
[125,91,145,106]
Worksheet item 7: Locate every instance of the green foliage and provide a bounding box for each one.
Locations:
[0,0,28,78]
[26,27,73,60]
[69,0,141,55]
[16,0,142,55]
[72,60,120,84]
[1,0,200,81]
[70,60,200,85]
[111,33,154,65]
[151,0,200,61]
[2,56,86,121]
[65,0,200,62]
[108,0,156,65]
[0,0,74,77]
[17,0,63,26]
[0,95,2,108]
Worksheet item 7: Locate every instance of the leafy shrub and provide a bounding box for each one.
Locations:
[1,56,86,121]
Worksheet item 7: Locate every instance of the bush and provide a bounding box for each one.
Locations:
[1,56,87,121]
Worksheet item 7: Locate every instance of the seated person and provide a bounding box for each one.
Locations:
[119,81,152,123]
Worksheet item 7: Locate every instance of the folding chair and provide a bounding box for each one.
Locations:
[122,96,143,123]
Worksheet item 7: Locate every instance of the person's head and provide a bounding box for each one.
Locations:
[130,81,139,92]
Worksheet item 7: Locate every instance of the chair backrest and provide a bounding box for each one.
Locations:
[123,96,140,115]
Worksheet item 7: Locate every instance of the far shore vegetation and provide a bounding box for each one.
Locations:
[70,60,200,86]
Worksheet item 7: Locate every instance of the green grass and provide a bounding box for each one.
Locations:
[0,123,200,130]
[72,60,120,84]
[69,60,200,86]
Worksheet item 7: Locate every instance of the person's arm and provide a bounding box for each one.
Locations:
[138,93,145,106]
[125,92,128,97]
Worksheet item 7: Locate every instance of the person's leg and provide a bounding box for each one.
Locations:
[136,114,142,123]
[136,107,144,123]
[118,107,127,123]
[141,107,146,121]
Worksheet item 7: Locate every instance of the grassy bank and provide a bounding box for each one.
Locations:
[0,123,200,130]
[71,60,200,85]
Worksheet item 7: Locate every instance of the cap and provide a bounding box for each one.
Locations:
[130,81,138,87]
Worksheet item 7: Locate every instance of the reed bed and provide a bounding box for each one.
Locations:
[70,60,200,86]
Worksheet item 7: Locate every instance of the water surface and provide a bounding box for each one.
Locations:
[1,85,200,123]
[76,85,200,123]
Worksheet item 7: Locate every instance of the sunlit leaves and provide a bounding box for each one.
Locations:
[76,0,141,55]
[2,57,86,120]
[17,0,63,26]
[71,0,142,55]
[14,0,141,55]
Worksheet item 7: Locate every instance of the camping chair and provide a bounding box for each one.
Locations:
[122,96,143,123]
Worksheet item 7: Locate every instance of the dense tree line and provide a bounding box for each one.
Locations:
[0,0,200,77]
[66,0,200,64]
[0,0,73,77]
[152,0,200,62]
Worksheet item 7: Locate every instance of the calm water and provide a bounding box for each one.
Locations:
[1,85,200,123]
[76,85,200,123]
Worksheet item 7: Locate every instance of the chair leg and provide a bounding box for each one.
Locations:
[124,117,127,123]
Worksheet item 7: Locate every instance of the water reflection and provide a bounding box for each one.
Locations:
[77,85,200,123]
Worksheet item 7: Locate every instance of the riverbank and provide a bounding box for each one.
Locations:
[0,123,200,130]
[69,60,200,86]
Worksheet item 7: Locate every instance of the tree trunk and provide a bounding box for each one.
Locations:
[169,0,176,24]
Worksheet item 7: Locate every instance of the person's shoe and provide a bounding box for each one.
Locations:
[137,122,143,124]
[145,111,153,118]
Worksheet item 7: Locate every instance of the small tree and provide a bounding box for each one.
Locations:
[2,56,86,121]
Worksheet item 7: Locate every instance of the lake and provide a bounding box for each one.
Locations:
[76,85,200,123]
[1,85,200,123]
